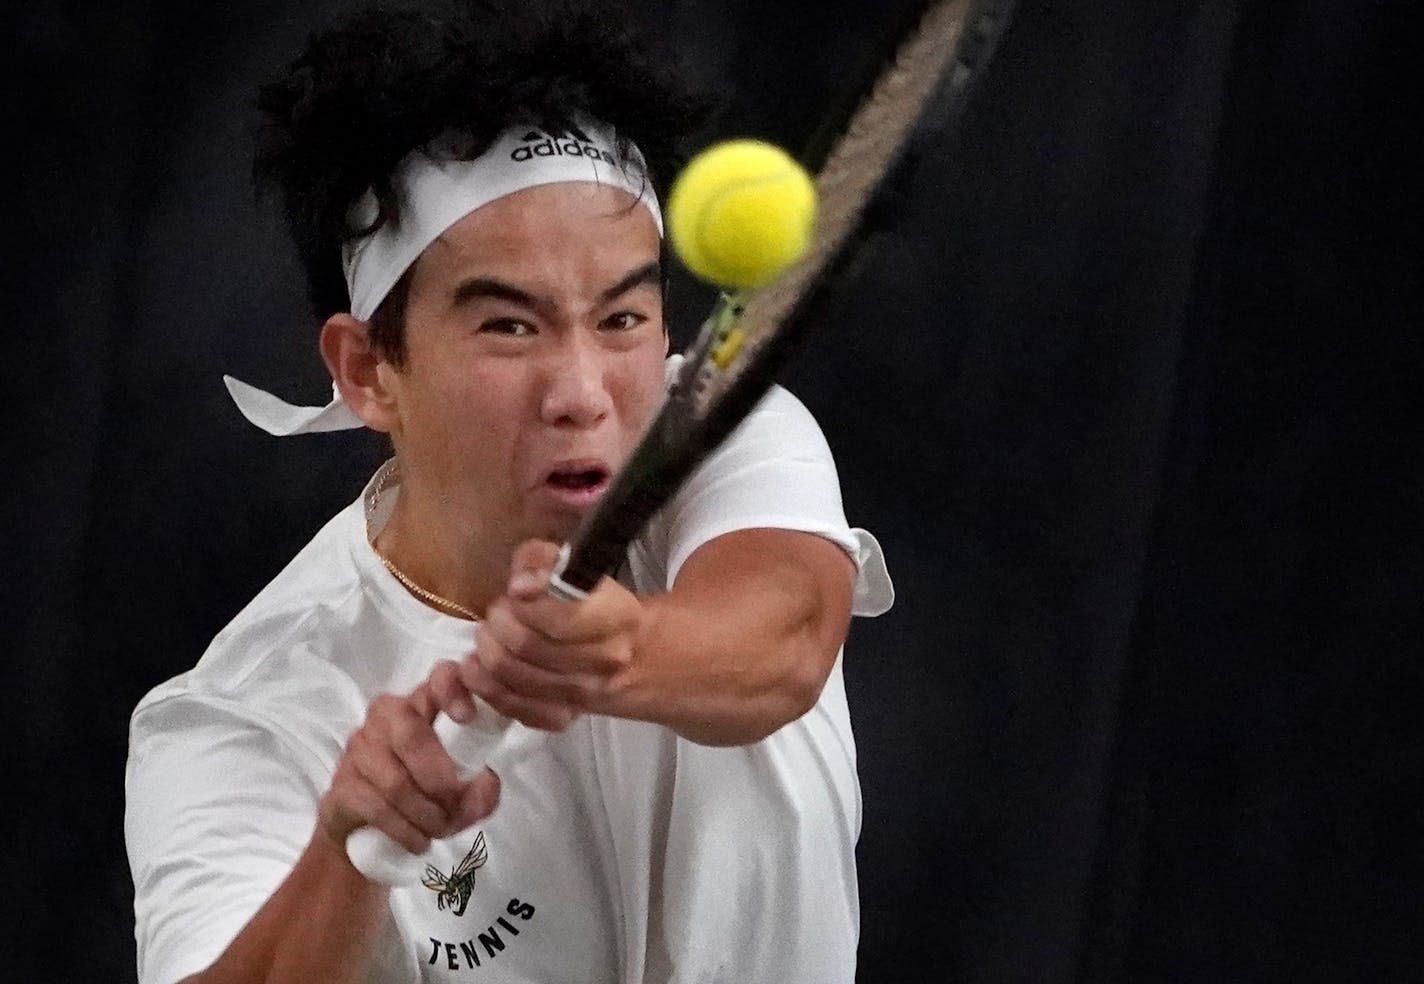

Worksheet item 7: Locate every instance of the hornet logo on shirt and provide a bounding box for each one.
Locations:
[422,831,487,917]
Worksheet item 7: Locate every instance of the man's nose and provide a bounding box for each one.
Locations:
[539,336,613,428]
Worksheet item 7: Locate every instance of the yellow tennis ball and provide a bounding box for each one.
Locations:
[666,139,817,289]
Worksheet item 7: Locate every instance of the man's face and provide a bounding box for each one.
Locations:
[380,181,668,550]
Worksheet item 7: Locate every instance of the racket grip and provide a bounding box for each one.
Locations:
[345,710,545,885]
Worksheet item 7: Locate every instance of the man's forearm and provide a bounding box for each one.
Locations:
[181,831,386,984]
[614,528,856,745]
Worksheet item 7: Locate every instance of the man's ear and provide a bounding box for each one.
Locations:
[319,314,400,434]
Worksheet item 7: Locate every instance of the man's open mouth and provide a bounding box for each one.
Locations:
[546,467,608,491]
[541,460,612,503]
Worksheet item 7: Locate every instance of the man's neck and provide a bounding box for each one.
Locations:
[373,482,508,620]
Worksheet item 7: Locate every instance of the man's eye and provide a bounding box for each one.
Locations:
[480,318,534,337]
[602,311,646,332]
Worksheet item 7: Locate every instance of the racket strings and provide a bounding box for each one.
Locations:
[737,0,972,346]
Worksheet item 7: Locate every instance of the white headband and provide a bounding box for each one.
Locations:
[226,121,663,436]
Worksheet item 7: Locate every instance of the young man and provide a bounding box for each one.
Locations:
[125,2,891,982]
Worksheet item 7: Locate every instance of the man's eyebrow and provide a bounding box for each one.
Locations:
[451,276,543,310]
[449,260,662,312]
[599,260,663,304]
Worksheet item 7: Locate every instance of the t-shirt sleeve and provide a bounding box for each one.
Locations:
[126,694,323,984]
[656,384,893,616]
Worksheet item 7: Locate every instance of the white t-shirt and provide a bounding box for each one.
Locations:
[126,385,893,984]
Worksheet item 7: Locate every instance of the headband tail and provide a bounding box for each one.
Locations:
[222,375,366,436]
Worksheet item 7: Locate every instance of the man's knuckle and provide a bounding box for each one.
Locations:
[503,624,536,658]
[564,678,596,708]
[345,729,371,760]
[480,688,511,713]
[428,662,455,691]
[377,808,426,853]
[482,646,509,674]
[410,802,446,836]
[367,693,400,720]
[372,767,412,802]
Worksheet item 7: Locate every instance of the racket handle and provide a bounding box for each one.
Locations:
[345,710,545,885]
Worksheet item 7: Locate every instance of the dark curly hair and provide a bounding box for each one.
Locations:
[254,0,711,364]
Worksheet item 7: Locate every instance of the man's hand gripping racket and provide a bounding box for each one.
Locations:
[346,0,1016,885]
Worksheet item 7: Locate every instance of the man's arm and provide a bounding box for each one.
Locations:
[176,833,384,984]
[170,681,499,984]
[464,527,856,745]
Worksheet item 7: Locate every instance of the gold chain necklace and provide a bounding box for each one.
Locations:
[367,462,480,621]
[375,551,479,620]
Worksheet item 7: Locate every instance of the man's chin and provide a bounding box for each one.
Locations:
[527,508,588,548]
[526,484,607,543]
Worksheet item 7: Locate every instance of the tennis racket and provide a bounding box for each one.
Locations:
[348,0,1017,884]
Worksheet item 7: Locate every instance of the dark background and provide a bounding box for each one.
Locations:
[9,0,1421,980]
